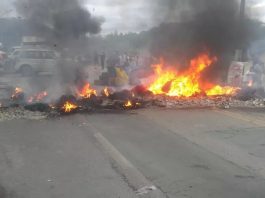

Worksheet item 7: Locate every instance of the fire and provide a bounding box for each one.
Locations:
[78,83,97,98]
[28,97,34,103]
[103,87,110,97]
[124,100,133,108]
[247,80,253,87]
[11,87,23,99]
[206,85,239,96]
[148,54,238,97]
[62,101,78,113]
[28,91,48,103]
[36,91,48,101]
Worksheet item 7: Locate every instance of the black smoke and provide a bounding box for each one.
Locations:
[13,0,103,100]
[15,0,102,43]
[149,0,264,82]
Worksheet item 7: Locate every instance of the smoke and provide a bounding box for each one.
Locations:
[150,0,239,57]
[12,0,103,101]
[148,0,262,82]
[15,0,102,43]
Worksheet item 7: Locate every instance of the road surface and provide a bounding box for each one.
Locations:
[0,107,265,198]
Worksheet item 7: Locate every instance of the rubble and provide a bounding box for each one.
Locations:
[149,95,265,109]
[230,98,265,108]
[0,107,48,122]
[0,84,264,121]
[0,95,264,121]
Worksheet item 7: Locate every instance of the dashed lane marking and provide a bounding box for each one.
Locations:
[86,122,166,198]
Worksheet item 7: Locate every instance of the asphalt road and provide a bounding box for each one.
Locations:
[0,108,265,198]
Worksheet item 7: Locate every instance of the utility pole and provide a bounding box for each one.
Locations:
[237,0,246,62]
[239,0,246,20]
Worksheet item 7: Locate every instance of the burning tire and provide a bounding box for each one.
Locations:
[57,95,79,114]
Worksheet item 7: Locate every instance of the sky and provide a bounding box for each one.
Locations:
[85,0,156,33]
[0,0,15,17]
[249,0,265,21]
[85,0,265,33]
[0,0,265,34]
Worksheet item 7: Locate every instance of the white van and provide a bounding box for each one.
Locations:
[6,48,59,76]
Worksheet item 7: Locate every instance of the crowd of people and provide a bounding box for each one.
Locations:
[92,51,155,86]
[94,51,154,71]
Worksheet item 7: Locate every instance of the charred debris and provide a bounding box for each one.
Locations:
[0,83,264,118]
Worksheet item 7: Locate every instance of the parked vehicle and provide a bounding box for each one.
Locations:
[5,48,59,76]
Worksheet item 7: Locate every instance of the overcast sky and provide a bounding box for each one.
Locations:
[85,0,265,33]
[85,0,156,34]
[1,0,265,34]
[249,0,265,21]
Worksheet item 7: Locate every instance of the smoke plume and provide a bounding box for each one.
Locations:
[15,0,102,43]
[149,0,262,82]
[13,0,103,100]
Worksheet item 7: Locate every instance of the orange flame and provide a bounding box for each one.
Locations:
[247,80,253,87]
[124,100,133,108]
[62,101,78,113]
[206,85,239,96]
[28,91,48,103]
[103,87,110,97]
[148,54,239,97]
[11,87,23,99]
[36,91,48,101]
[78,83,97,99]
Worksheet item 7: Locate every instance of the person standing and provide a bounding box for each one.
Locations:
[100,52,106,70]
[94,51,99,65]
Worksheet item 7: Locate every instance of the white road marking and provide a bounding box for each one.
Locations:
[86,122,166,198]
[94,132,135,169]
[136,185,157,195]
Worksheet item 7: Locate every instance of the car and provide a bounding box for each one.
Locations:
[5,48,59,76]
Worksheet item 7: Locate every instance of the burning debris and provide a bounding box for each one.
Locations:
[28,91,48,103]
[0,53,263,118]
[1,79,148,115]
[77,83,97,99]
[62,101,78,113]
[124,100,133,108]
[11,87,24,101]
[10,88,49,105]
[102,87,111,97]
[147,53,240,97]
[0,0,261,124]
[0,80,263,119]
[206,86,239,96]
